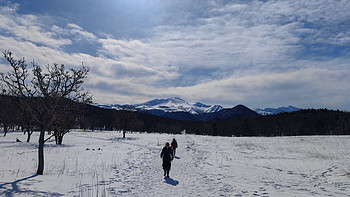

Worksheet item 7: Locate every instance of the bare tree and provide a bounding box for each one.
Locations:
[0,51,91,175]
[20,108,36,142]
[51,99,82,145]
[112,110,140,138]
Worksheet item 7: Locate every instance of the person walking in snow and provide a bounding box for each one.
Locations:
[171,138,178,156]
[160,142,173,177]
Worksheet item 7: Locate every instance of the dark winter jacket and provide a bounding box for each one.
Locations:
[171,140,178,149]
[160,147,173,161]
[161,146,173,171]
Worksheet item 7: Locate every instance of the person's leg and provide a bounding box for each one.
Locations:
[163,162,166,176]
[167,161,171,177]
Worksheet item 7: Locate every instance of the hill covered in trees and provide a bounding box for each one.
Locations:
[185,108,350,136]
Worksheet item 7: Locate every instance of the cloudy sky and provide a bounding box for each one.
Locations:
[0,0,350,110]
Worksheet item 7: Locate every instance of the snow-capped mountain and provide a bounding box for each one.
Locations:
[94,97,299,117]
[93,103,133,111]
[133,97,225,114]
[253,105,300,115]
[94,97,224,115]
[134,97,195,113]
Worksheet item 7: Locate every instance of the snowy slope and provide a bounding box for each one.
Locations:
[94,97,224,115]
[253,105,300,115]
[134,97,195,113]
[1,131,350,196]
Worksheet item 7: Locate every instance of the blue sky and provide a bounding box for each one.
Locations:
[1,0,350,110]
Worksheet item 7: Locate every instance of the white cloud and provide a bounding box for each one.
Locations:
[67,23,97,41]
[158,67,350,109]
[0,34,175,104]
[332,31,350,45]
[0,5,72,48]
[1,1,350,110]
[97,38,179,81]
[150,14,300,75]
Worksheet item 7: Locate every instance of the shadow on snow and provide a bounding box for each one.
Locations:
[164,177,179,186]
[0,174,63,197]
[113,137,138,141]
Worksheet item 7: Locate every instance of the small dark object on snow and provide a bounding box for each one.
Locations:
[16,138,21,142]
[86,148,89,150]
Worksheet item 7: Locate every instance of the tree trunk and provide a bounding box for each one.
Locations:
[26,131,31,142]
[3,124,8,136]
[57,135,63,145]
[54,130,58,144]
[37,129,45,175]
[123,130,125,138]
[26,126,32,142]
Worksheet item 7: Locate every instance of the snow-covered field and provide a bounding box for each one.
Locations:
[1,131,350,197]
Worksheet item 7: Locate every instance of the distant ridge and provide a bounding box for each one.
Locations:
[253,105,300,115]
[94,97,300,121]
[94,97,261,121]
[95,98,300,115]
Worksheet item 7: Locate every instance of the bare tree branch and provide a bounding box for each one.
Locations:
[0,51,92,175]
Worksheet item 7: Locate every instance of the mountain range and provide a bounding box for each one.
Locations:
[94,97,300,121]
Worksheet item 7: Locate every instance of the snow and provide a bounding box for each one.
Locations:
[94,97,224,115]
[253,106,300,115]
[1,131,350,196]
[134,97,208,114]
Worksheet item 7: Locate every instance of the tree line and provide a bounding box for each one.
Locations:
[3,95,350,139]
[0,96,186,137]
[183,109,350,136]
[79,106,350,137]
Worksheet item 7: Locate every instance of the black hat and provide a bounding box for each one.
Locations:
[165,142,170,146]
